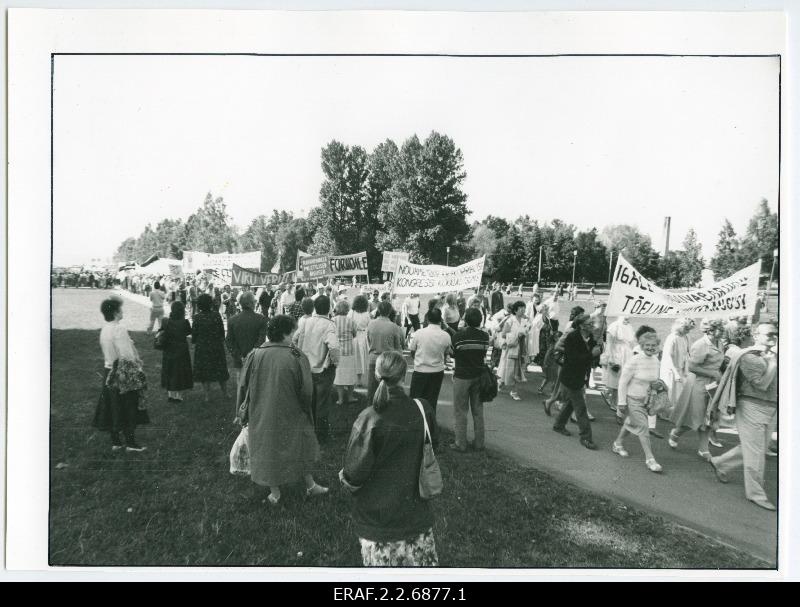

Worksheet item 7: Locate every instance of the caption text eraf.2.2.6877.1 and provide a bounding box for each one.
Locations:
[333,587,467,601]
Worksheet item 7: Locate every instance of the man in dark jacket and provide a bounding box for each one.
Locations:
[225,291,268,385]
[552,313,600,450]
[490,282,504,315]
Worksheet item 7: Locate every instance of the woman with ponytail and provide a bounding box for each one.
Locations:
[340,351,439,566]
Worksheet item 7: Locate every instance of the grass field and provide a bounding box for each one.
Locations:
[48,288,770,568]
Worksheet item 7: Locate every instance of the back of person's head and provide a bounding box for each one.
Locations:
[464,307,482,328]
[334,299,350,316]
[154,281,161,290]
[239,291,256,311]
[196,293,213,313]
[352,294,368,313]
[445,293,457,307]
[377,301,393,318]
[427,298,438,312]
[266,314,296,343]
[427,307,443,325]
[301,297,315,316]
[569,306,585,321]
[170,301,185,320]
[100,297,122,322]
[295,287,306,302]
[372,351,408,412]
[314,295,331,316]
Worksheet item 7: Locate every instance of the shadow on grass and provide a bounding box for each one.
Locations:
[50,329,768,568]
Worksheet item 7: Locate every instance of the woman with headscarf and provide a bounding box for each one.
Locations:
[340,351,438,566]
[498,301,528,401]
[191,293,229,402]
[669,318,725,461]
[237,314,327,505]
[659,317,694,417]
[160,301,194,402]
[602,315,637,422]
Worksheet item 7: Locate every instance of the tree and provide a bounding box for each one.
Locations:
[239,210,293,271]
[275,217,314,272]
[185,193,239,254]
[739,198,779,278]
[468,223,498,276]
[113,237,138,263]
[677,228,705,287]
[656,251,683,288]
[709,219,742,280]
[574,228,609,284]
[600,224,660,277]
[377,132,470,264]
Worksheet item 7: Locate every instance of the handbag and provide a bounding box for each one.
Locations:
[413,399,443,500]
[229,426,250,476]
[478,364,498,403]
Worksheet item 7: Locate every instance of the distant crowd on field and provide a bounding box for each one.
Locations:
[52,271,115,289]
[93,275,777,566]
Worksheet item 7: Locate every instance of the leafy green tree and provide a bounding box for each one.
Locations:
[468,223,498,275]
[377,132,470,264]
[677,228,705,287]
[574,228,609,284]
[709,219,742,280]
[599,224,660,277]
[739,198,779,277]
[276,217,313,272]
[185,193,239,254]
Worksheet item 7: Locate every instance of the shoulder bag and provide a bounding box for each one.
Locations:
[413,399,443,500]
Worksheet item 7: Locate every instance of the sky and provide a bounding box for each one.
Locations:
[53,54,780,267]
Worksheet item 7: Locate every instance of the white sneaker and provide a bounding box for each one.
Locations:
[645,458,663,473]
[612,443,629,458]
[668,430,679,449]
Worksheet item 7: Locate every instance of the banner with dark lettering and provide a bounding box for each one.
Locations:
[231,264,280,287]
[328,251,369,277]
[606,255,761,319]
[298,254,329,280]
[393,256,486,295]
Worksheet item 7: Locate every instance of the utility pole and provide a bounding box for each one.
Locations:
[768,248,778,293]
[608,250,614,285]
[446,246,451,267]
[571,250,578,286]
[537,246,543,283]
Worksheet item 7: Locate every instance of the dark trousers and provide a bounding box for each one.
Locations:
[406,314,421,337]
[97,369,138,445]
[553,383,592,441]
[367,356,379,406]
[410,371,444,448]
[312,366,336,439]
[491,346,503,369]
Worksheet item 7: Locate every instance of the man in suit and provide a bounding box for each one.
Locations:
[490,282,505,315]
[552,313,600,450]
[225,291,268,386]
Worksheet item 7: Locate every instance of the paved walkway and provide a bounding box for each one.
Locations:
[429,365,778,564]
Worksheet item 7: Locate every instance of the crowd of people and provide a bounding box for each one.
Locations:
[52,270,115,289]
[93,276,778,566]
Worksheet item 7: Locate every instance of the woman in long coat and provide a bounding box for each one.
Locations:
[602,316,637,416]
[238,314,327,505]
[349,295,372,387]
[192,293,229,402]
[160,301,194,402]
[669,318,725,461]
[659,317,694,417]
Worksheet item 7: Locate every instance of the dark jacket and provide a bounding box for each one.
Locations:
[490,290,504,315]
[225,310,268,368]
[560,329,596,390]
[342,385,435,542]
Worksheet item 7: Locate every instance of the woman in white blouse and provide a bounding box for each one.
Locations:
[93,297,147,452]
[612,326,663,472]
[602,316,637,420]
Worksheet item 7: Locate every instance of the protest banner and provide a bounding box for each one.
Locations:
[298,254,328,280]
[182,250,262,274]
[393,256,486,295]
[231,264,280,287]
[606,255,761,319]
[381,251,410,274]
[328,252,369,277]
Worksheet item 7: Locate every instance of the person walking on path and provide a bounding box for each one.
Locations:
[237,314,328,506]
[659,317,694,418]
[191,293,229,402]
[333,299,358,406]
[225,292,268,388]
[443,293,461,334]
[669,318,725,462]
[612,326,665,472]
[708,322,778,511]
[551,313,600,450]
[490,283,505,315]
[295,295,340,443]
[349,295,372,388]
[366,301,406,405]
[339,351,438,567]
[409,307,452,451]
[148,280,166,333]
[450,308,490,452]
[160,301,194,403]
[402,293,422,339]
[602,315,637,422]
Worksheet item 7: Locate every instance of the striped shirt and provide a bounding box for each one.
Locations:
[334,315,356,357]
[452,327,490,379]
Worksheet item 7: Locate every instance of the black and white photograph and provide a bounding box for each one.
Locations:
[4,6,796,581]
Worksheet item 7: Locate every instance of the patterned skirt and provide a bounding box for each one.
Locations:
[359,529,438,567]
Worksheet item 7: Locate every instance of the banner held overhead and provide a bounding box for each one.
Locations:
[393,256,486,295]
[328,251,369,277]
[231,264,281,287]
[606,255,761,319]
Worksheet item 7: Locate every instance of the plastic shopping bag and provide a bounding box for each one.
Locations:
[229,427,250,476]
